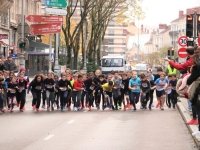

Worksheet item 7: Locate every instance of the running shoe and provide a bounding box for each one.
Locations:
[47,107,50,111]
[156,102,160,108]
[151,103,154,107]
[51,107,54,111]
[1,108,5,113]
[16,103,19,107]
[67,106,71,111]
[32,105,36,111]
[77,107,81,111]
[192,130,200,136]
[127,103,131,108]
[115,106,118,110]
[124,106,126,111]
[161,108,164,110]
[89,106,92,111]
[85,103,88,108]
[193,119,199,125]
[41,104,45,109]
[60,107,63,111]
[111,105,115,110]
[149,106,152,110]
[119,105,122,109]
[10,109,14,113]
[20,109,23,112]
[22,106,25,110]
[63,106,66,110]
[36,108,40,112]
[140,106,144,109]
[103,105,106,110]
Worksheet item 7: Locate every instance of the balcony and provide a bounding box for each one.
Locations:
[169,31,179,36]
[0,0,14,16]
[107,43,126,45]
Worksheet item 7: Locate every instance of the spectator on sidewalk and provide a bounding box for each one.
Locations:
[4,56,17,71]
[0,59,4,72]
[163,46,195,72]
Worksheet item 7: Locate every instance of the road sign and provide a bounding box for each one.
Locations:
[178,47,187,58]
[42,7,67,15]
[26,15,63,22]
[50,53,54,62]
[0,34,8,39]
[46,0,68,8]
[30,23,62,35]
[17,22,30,36]
[17,38,29,50]
[178,36,188,47]
[9,54,17,59]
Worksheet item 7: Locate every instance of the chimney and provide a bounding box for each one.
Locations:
[159,24,167,29]
[141,24,143,32]
[179,10,184,17]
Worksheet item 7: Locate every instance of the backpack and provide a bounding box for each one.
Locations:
[187,77,200,101]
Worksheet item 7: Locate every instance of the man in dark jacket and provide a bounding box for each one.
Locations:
[0,59,4,71]
[4,56,16,71]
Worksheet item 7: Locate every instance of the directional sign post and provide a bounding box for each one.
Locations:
[30,23,62,35]
[178,47,187,58]
[26,15,63,22]
[46,0,68,8]
[178,36,188,47]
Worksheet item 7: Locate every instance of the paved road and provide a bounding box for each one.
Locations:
[0,99,197,150]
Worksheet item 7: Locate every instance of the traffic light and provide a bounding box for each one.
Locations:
[186,15,193,38]
[19,42,26,49]
[197,15,200,36]
[167,48,174,59]
[187,40,194,46]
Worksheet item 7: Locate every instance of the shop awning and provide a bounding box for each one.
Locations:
[0,40,15,48]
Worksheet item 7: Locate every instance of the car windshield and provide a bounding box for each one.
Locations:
[102,58,123,67]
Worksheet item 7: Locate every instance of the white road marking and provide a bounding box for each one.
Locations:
[44,135,54,140]
[83,110,88,113]
[67,120,74,124]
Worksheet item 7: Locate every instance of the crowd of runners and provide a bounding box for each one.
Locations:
[0,66,178,113]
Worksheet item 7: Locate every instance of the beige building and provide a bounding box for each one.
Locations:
[0,0,41,57]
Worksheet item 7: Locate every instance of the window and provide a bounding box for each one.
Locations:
[102,58,123,67]
[109,20,115,26]
[108,30,114,35]
[108,39,114,44]
[108,47,114,52]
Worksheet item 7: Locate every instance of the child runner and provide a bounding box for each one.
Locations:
[112,71,122,110]
[102,80,114,110]
[44,72,55,111]
[0,77,5,112]
[17,73,28,112]
[155,72,168,110]
[72,74,84,111]
[81,74,87,109]
[121,73,130,111]
[58,73,72,111]
[165,75,172,108]
[169,74,178,108]
[129,71,141,111]
[7,76,18,113]
[147,74,156,110]
[28,74,44,112]
[54,75,60,109]
[140,73,151,109]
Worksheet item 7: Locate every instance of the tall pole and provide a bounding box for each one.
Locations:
[137,21,140,62]
[54,33,60,75]
[194,10,197,46]
[20,0,25,68]
[83,19,87,74]
[49,34,52,72]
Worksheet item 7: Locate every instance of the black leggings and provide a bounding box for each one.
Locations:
[196,104,200,130]
[149,90,154,107]
[86,92,94,107]
[18,90,26,109]
[60,91,68,108]
[32,91,41,109]
[114,96,122,107]
[81,90,86,106]
[170,89,177,106]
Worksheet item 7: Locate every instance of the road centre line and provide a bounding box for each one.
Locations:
[44,135,54,140]
[67,120,74,124]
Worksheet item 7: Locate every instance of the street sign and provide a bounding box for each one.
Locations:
[26,15,63,22]
[30,23,62,35]
[46,0,68,8]
[42,7,67,15]
[178,47,187,58]
[50,53,54,62]
[17,22,30,36]
[9,54,17,59]
[17,38,29,50]
[178,36,188,47]
[0,34,8,39]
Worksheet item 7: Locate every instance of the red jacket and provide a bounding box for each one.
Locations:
[73,79,83,91]
[169,57,193,71]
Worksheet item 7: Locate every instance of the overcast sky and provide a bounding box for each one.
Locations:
[135,0,200,28]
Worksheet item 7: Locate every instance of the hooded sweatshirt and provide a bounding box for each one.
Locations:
[129,76,141,93]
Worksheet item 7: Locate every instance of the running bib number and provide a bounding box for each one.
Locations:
[142,83,147,87]
[120,84,124,89]
[46,85,53,89]
[35,86,42,90]
[60,87,67,91]
[10,89,16,93]
[90,86,94,90]
[19,86,25,90]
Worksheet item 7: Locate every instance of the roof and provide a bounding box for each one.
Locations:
[29,40,49,48]
[171,15,186,23]
[160,28,170,34]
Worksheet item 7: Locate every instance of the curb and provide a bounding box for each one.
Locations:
[176,99,200,149]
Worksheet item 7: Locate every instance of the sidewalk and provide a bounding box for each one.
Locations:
[177,96,200,147]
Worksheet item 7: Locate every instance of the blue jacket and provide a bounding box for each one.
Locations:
[129,77,141,93]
